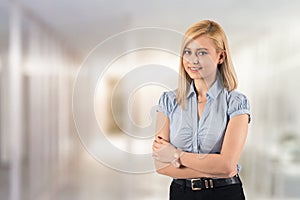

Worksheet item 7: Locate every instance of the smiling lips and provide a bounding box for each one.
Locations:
[189,66,203,71]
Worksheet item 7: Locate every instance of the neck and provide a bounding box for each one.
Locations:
[193,74,217,98]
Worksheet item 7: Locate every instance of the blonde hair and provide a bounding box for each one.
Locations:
[176,20,238,108]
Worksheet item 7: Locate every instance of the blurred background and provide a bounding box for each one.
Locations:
[1,0,300,199]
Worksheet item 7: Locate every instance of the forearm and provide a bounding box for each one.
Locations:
[179,114,249,177]
[155,160,229,179]
[180,152,237,177]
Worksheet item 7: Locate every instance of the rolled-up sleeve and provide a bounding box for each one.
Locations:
[228,92,251,123]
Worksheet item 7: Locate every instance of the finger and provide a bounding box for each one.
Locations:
[153,139,159,144]
[152,144,157,151]
[153,140,163,147]
[152,144,163,152]
[152,142,161,149]
[152,144,161,151]
[154,138,163,144]
[155,136,169,144]
[152,153,159,160]
[157,135,167,141]
[154,142,167,150]
[152,143,164,151]
[155,135,166,143]
[159,139,169,145]
[156,135,162,140]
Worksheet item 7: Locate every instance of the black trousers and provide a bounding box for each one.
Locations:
[169,180,245,200]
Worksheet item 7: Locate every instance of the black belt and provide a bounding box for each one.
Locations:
[173,175,241,191]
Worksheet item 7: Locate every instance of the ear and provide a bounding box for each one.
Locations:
[219,51,226,64]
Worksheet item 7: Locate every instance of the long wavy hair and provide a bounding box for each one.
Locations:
[176,20,237,109]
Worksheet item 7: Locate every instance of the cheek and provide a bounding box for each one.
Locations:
[182,59,189,68]
[201,56,217,67]
[210,53,221,65]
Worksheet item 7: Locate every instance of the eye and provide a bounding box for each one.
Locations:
[196,51,208,56]
[183,49,191,55]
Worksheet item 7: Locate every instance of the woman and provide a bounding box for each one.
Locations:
[152,20,250,200]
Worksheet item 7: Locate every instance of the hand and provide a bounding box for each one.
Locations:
[152,136,183,164]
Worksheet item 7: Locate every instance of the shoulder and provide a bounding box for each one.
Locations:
[157,89,178,116]
[160,89,178,107]
[162,89,177,99]
[226,90,251,121]
[227,90,250,104]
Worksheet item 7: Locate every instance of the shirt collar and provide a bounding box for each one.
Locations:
[187,71,224,100]
[187,81,196,98]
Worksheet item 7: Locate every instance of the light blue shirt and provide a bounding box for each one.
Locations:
[157,74,251,155]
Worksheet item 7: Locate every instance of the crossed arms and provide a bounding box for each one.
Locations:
[152,112,249,179]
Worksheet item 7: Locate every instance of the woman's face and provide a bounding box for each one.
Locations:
[182,35,223,82]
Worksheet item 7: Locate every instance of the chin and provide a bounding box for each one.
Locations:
[188,74,203,80]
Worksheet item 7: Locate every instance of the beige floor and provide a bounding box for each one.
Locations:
[53,151,171,200]
[0,150,171,200]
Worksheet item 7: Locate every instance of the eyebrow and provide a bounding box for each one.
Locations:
[184,47,208,51]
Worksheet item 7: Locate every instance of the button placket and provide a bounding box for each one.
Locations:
[192,94,199,153]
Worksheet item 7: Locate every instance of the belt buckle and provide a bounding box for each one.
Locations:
[209,179,214,188]
[191,179,214,190]
[191,179,202,190]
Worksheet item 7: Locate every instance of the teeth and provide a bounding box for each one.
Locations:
[191,67,201,70]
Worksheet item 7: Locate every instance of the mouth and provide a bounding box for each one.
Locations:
[189,67,203,71]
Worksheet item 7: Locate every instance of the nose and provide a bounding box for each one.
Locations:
[193,56,199,65]
[186,51,199,65]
